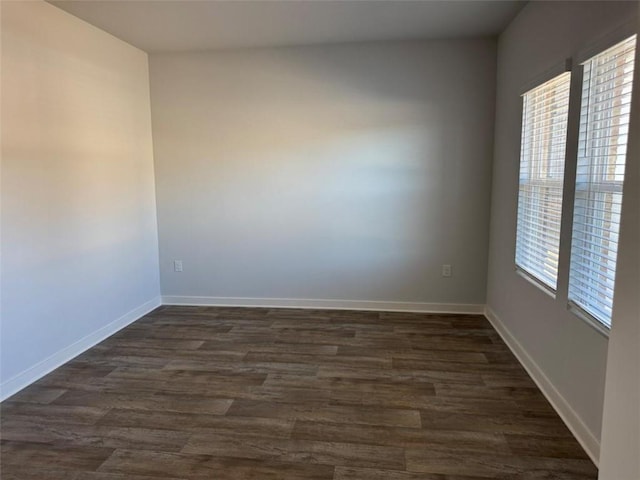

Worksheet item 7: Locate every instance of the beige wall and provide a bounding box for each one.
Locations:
[598,8,640,478]
[150,40,497,309]
[486,0,638,464]
[1,1,160,397]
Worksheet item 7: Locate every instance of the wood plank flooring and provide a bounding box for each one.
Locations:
[0,306,597,479]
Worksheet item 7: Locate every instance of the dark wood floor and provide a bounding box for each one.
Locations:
[1,306,597,479]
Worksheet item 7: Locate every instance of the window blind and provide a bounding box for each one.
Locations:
[569,35,637,328]
[515,72,572,290]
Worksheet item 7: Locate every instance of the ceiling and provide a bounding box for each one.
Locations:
[49,0,526,53]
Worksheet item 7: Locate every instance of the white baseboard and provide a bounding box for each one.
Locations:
[0,296,162,402]
[161,295,485,315]
[484,305,600,466]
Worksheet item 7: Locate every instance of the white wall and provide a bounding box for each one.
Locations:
[485,0,639,463]
[150,40,496,310]
[0,1,160,398]
[598,9,640,478]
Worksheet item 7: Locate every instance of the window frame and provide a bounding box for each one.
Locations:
[567,33,638,331]
[514,69,573,294]
[512,23,638,337]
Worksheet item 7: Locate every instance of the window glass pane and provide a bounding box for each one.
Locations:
[569,35,637,328]
[516,72,571,290]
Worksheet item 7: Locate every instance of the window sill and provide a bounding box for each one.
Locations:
[515,267,557,299]
[568,303,611,338]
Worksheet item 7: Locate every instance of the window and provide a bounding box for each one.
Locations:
[515,72,572,290]
[568,35,637,328]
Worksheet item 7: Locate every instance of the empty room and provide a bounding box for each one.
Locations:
[1,0,638,479]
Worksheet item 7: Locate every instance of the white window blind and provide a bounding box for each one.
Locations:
[569,35,637,328]
[515,72,571,290]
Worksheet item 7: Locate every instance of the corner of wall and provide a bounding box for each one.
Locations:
[0,297,161,401]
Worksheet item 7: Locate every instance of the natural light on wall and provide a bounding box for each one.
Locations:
[568,34,637,329]
[515,71,571,291]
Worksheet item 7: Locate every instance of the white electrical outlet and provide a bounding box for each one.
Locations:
[442,264,452,277]
[174,260,183,272]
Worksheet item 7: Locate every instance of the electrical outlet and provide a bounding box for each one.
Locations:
[174,260,183,272]
[442,264,452,277]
